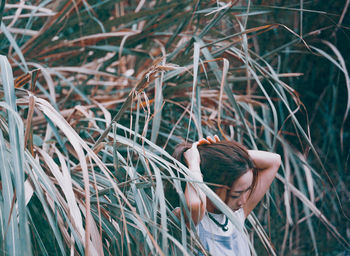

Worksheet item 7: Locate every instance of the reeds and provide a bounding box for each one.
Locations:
[0,1,349,255]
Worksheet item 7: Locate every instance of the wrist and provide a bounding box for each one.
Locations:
[188,168,203,181]
[187,162,201,171]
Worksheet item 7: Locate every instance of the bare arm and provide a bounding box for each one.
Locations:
[182,136,221,224]
[183,143,206,225]
[243,150,281,218]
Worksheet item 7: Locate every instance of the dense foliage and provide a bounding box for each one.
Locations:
[0,0,349,255]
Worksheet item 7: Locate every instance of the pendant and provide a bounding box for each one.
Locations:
[208,213,229,232]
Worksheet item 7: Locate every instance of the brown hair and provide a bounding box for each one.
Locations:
[173,140,258,192]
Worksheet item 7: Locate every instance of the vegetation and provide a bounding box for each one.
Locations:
[0,0,349,255]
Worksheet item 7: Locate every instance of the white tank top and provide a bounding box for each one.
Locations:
[197,208,251,256]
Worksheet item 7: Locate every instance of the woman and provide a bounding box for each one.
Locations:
[173,135,281,255]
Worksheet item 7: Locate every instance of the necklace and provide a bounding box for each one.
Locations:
[208,213,229,232]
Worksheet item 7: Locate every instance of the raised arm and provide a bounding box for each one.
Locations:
[243,150,281,218]
[182,143,206,225]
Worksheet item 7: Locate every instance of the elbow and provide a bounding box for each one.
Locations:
[272,153,281,172]
[186,199,206,225]
[275,153,281,166]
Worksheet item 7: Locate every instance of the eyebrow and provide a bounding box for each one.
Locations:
[231,186,252,194]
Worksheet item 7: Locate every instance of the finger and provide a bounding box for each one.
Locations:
[198,138,210,145]
[214,135,220,142]
[206,136,216,144]
[198,139,209,145]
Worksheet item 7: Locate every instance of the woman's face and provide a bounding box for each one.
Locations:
[225,169,253,211]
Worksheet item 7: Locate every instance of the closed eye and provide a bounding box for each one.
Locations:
[230,187,251,199]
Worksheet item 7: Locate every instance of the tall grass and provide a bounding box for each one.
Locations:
[0,1,349,255]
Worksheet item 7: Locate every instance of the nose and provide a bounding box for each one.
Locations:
[238,192,248,206]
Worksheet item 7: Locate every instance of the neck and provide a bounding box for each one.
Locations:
[206,199,222,214]
[207,186,229,213]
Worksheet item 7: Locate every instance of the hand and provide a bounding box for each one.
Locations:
[198,135,220,145]
[183,142,201,169]
[183,135,220,169]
